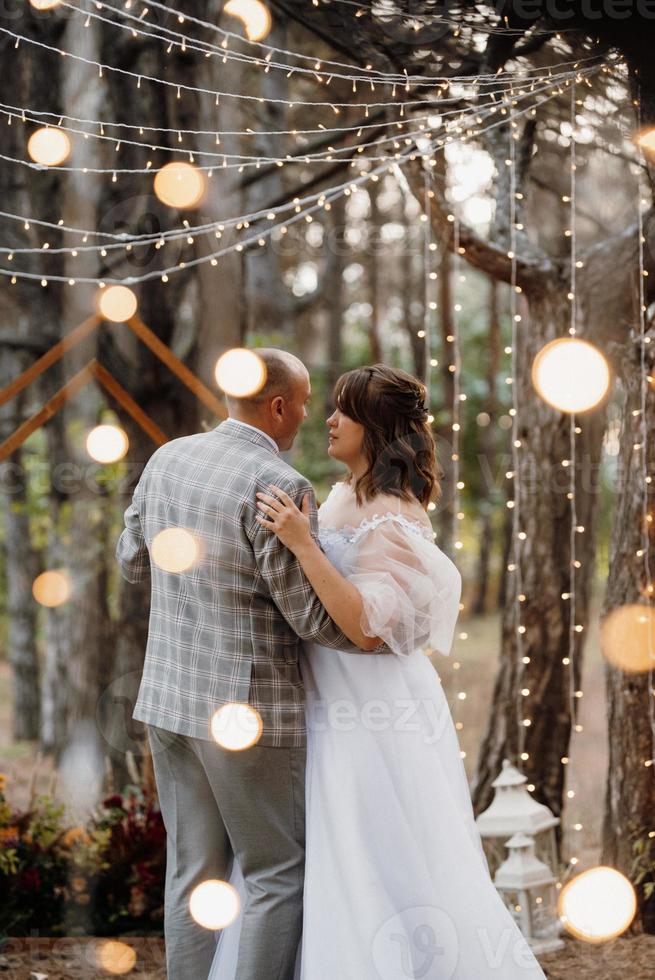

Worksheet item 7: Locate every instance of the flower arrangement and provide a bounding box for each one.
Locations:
[0,770,165,938]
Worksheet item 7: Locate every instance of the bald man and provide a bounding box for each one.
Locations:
[116,348,374,980]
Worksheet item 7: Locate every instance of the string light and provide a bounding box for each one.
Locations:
[85,424,129,464]
[0,71,582,182]
[635,95,655,778]
[0,88,576,289]
[96,285,138,322]
[564,80,583,874]
[153,161,206,209]
[214,348,267,398]
[223,0,272,41]
[0,26,603,115]
[60,0,600,87]
[507,98,529,768]
[189,879,240,930]
[26,126,71,166]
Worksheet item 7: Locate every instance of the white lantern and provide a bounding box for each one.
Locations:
[475,758,560,879]
[495,832,564,954]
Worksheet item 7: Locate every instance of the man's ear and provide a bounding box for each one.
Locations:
[270,395,285,420]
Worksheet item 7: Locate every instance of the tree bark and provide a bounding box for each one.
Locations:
[472,280,501,616]
[600,325,655,931]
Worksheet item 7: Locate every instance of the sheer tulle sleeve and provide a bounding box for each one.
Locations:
[341,516,462,658]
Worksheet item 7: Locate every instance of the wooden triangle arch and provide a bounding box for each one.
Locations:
[0,314,226,462]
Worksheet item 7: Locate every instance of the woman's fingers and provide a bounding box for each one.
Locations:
[268,484,294,506]
[256,491,283,512]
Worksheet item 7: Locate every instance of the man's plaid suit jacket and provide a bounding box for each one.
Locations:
[116,417,382,747]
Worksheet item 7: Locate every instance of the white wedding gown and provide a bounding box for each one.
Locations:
[209,482,546,979]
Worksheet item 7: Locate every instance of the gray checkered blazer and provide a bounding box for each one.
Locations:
[116,417,380,748]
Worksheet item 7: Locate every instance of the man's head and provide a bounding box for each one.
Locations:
[225,348,311,452]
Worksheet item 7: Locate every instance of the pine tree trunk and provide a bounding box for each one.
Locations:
[472,280,501,616]
[600,326,655,931]
[471,280,607,851]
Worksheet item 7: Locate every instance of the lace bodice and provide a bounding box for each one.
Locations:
[316,481,461,658]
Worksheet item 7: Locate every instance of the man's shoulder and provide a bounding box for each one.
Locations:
[252,456,313,495]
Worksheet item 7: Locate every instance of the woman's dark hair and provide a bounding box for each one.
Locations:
[333,364,443,507]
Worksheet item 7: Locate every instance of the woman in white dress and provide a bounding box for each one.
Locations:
[210,364,546,980]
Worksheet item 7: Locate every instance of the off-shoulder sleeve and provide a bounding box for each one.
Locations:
[341,516,462,658]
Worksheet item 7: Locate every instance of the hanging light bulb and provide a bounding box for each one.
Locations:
[29,0,62,9]
[154,162,206,209]
[96,285,138,323]
[558,866,636,943]
[636,128,655,154]
[151,528,200,573]
[532,338,610,413]
[189,879,240,930]
[32,569,71,607]
[600,603,655,673]
[211,703,263,751]
[224,0,272,41]
[86,425,129,464]
[27,127,71,166]
[94,940,137,975]
[214,348,267,398]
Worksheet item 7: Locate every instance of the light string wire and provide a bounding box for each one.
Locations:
[507,94,528,770]
[68,0,595,81]
[140,0,582,48]
[0,78,579,270]
[4,25,601,113]
[298,0,580,36]
[3,72,564,175]
[2,130,438,287]
[635,94,655,785]
[564,79,584,870]
[450,214,466,752]
[0,82,579,286]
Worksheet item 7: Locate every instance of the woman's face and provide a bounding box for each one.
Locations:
[326,406,365,464]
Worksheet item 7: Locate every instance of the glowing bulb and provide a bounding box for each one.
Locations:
[151,528,200,573]
[214,348,267,398]
[224,0,272,41]
[600,604,655,673]
[96,285,138,322]
[636,128,655,154]
[189,879,240,930]
[154,162,206,209]
[29,0,62,10]
[211,703,263,751]
[32,570,71,607]
[558,867,636,943]
[532,338,610,413]
[27,127,71,166]
[86,425,129,464]
[95,940,137,975]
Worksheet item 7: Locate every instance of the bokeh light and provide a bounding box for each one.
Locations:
[214,348,267,398]
[636,128,655,154]
[224,0,272,41]
[600,604,655,673]
[154,162,206,209]
[151,528,200,573]
[29,0,62,8]
[86,424,129,464]
[32,570,71,607]
[95,939,138,974]
[96,285,138,323]
[211,703,263,751]
[531,338,610,413]
[27,127,71,166]
[189,879,240,930]
[558,866,636,943]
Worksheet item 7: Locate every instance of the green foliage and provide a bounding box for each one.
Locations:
[0,773,165,939]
